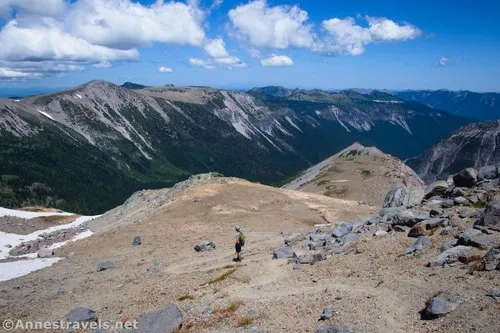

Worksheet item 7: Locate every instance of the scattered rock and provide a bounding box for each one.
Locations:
[137,304,183,333]
[406,236,431,255]
[132,236,142,246]
[66,307,97,324]
[319,307,337,321]
[194,241,216,252]
[374,230,387,237]
[383,186,424,208]
[453,168,478,188]
[441,199,454,209]
[424,181,449,199]
[454,197,469,205]
[37,247,53,258]
[483,248,500,271]
[459,210,470,218]
[332,222,353,238]
[427,246,472,267]
[422,293,461,319]
[293,263,303,270]
[440,240,457,252]
[273,248,294,259]
[97,260,114,272]
[486,289,500,299]
[424,218,447,230]
[456,229,497,249]
[316,325,357,333]
[408,223,427,238]
[475,195,500,231]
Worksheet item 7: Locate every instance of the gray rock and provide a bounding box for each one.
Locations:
[332,222,353,238]
[478,165,498,181]
[429,209,442,217]
[284,233,306,246]
[132,236,142,246]
[423,294,461,319]
[383,186,424,209]
[97,260,114,272]
[4,244,12,248]
[456,229,497,249]
[427,246,472,267]
[316,326,357,333]
[310,233,328,243]
[453,168,478,188]
[367,216,381,225]
[384,209,428,227]
[439,227,453,236]
[440,240,457,252]
[424,181,449,199]
[424,218,447,230]
[319,307,337,320]
[459,210,470,218]
[406,236,431,255]
[483,248,500,271]
[441,199,454,209]
[273,248,294,259]
[37,247,53,258]
[475,195,500,231]
[293,263,303,270]
[453,196,469,205]
[341,233,361,245]
[137,304,183,333]
[374,230,387,237]
[194,241,216,252]
[248,325,261,333]
[408,223,427,238]
[486,289,500,298]
[66,307,97,324]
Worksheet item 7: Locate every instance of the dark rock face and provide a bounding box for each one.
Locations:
[137,304,183,333]
[409,120,500,183]
[478,165,499,180]
[475,195,500,231]
[383,186,424,208]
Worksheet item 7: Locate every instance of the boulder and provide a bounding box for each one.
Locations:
[486,290,500,299]
[137,304,183,333]
[273,248,294,259]
[453,196,469,205]
[422,294,461,319]
[66,307,97,324]
[427,246,472,267]
[424,181,449,199]
[475,195,500,231]
[424,218,447,230]
[332,222,353,238]
[478,165,498,181]
[37,247,54,258]
[381,209,428,227]
[284,233,306,246]
[483,248,500,271]
[456,229,497,249]
[194,241,216,252]
[405,236,431,255]
[374,230,387,237]
[319,307,338,321]
[383,186,424,208]
[316,326,357,333]
[97,260,114,272]
[408,223,427,238]
[441,199,454,209]
[453,168,478,188]
[440,240,457,252]
[132,236,142,246]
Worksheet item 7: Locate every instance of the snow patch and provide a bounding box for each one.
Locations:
[285,116,303,132]
[0,207,72,219]
[48,230,94,250]
[373,100,403,104]
[0,258,62,282]
[37,110,54,121]
[75,94,82,99]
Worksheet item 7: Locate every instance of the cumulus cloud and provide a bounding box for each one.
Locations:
[439,56,448,66]
[0,0,206,79]
[260,54,294,67]
[188,57,215,70]
[204,38,229,58]
[159,66,174,73]
[0,67,42,79]
[228,0,314,49]
[210,0,224,10]
[316,16,421,56]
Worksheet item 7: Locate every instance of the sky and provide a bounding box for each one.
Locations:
[0,0,499,92]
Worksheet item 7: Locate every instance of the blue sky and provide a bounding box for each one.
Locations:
[0,0,499,92]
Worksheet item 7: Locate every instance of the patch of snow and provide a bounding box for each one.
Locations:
[331,107,351,132]
[0,258,62,282]
[285,116,303,132]
[0,212,100,260]
[48,230,94,250]
[373,100,403,104]
[315,110,321,115]
[13,99,20,102]
[37,110,54,121]
[0,207,72,219]
[273,120,292,136]
[75,94,82,99]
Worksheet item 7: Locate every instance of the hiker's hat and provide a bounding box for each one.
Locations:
[235,226,241,231]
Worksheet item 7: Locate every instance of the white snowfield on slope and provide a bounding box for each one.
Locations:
[0,207,100,282]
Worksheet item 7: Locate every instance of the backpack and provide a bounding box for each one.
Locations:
[238,232,245,246]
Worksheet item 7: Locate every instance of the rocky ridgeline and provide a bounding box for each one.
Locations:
[274,165,500,329]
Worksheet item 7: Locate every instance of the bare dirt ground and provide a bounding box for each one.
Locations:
[0,179,498,333]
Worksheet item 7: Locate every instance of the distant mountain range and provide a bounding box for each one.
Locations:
[408,119,500,182]
[394,90,500,121]
[0,82,472,214]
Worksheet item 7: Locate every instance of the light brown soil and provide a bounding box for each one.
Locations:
[0,214,78,235]
[0,179,498,333]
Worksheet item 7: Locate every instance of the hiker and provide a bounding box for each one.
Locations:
[234,226,245,261]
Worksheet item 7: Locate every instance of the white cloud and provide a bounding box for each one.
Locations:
[261,54,294,67]
[204,38,229,58]
[210,0,223,10]
[93,61,112,68]
[0,0,67,18]
[0,67,42,79]
[214,56,242,65]
[317,16,421,56]
[439,56,448,66]
[188,57,215,70]
[228,0,314,49]
[159,66,174,73]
